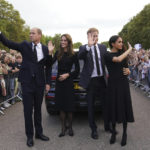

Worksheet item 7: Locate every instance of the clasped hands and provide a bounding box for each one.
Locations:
[58,73,70,81]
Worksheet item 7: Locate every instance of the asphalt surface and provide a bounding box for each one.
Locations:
[0,84,150,150]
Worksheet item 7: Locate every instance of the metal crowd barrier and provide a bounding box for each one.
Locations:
[0,72,22,115]
[129,66,150,97]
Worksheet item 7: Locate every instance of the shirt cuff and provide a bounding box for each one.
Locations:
[0,31,1,34]
[86,45,91,51]
[86,45,94,51]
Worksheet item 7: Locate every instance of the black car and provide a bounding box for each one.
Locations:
[45,59,102,115]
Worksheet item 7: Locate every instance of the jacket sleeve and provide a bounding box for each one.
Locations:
[45,47,53,85]
[0,33,22,52]
[69,53,80,79]
[78,45,89,60]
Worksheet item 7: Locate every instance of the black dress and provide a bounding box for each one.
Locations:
[52,51,80,112]
[104,51,134,124]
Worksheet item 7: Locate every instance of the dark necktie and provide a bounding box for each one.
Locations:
[33,44,37,62]
[94,45,100,75]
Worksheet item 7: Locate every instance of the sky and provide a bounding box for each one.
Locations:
[6,0,150,44]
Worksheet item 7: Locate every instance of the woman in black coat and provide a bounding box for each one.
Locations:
[104,35,134,146]
[48,34,80,137]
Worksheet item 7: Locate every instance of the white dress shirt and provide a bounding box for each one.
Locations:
[86,44,103,77]
[32,43,44,62]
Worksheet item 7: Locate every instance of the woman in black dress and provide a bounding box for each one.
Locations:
[48,34,80,137]
[104,35,134,146]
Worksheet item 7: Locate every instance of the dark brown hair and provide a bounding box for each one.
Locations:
[109,35,126,52]
[57,34,74,61]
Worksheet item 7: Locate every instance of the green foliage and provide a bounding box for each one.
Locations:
[0,0,30,50]
[41,34,61,52]
[101,41,109,48]
[51,34,61,51]
[41,35,53,45]
[119,3,150,49]
[73,42,82,49]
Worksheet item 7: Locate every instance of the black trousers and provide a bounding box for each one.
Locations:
[86,76,108,131]
[21,79,44,138]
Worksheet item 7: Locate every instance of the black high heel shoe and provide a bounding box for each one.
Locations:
[110,132,116,144]
[58,127,67,137]
[68,128,74,136]
[59,132,65,137]
[121,133,127,146]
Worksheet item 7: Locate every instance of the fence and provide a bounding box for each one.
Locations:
[0,72,22,115]
[129,64,150,98]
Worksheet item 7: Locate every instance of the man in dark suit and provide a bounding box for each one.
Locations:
[0,28,53,147]
[78,28,109,139]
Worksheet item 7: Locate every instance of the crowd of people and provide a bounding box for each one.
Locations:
[128,48,150,96]
[0,49,22,115]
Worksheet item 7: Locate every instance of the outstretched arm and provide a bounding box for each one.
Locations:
[0,32,22,52]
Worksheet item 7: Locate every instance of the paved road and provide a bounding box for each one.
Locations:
[0,85,150,150]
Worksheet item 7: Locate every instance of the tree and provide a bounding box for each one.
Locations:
[101,41,109,48]
[73,42,82,49]
[119,4,150,49]
[41,35,53,45]
[0,0,30,50]
[52,34,61,51]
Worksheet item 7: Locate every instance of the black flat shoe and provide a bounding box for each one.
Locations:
[121,133,127,146]
[110,133,116,144]
[68,128,74,136]
[27,138,34,147]
[35,134,49,141]
[59,132,65,137]
[58,127,68,137]
[58,125,69,137]
[91,130,98,139]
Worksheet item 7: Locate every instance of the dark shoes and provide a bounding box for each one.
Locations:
[59,131,65,137]
[59,127,74,137]
[110,132,116,144]
[91,130,98,139]
[27,134,49,147]
[59,127,67,137]
[35,134,49,141]
[27,138,34,147]
[110,132,127,146]
[121,133,127,146]
[68,128,74,136]
[58,127,68,137]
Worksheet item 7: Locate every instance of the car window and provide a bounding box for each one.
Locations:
[52,61,58,74]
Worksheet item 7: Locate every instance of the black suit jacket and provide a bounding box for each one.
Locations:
[78,44,107,89]
[0,33,52,86]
